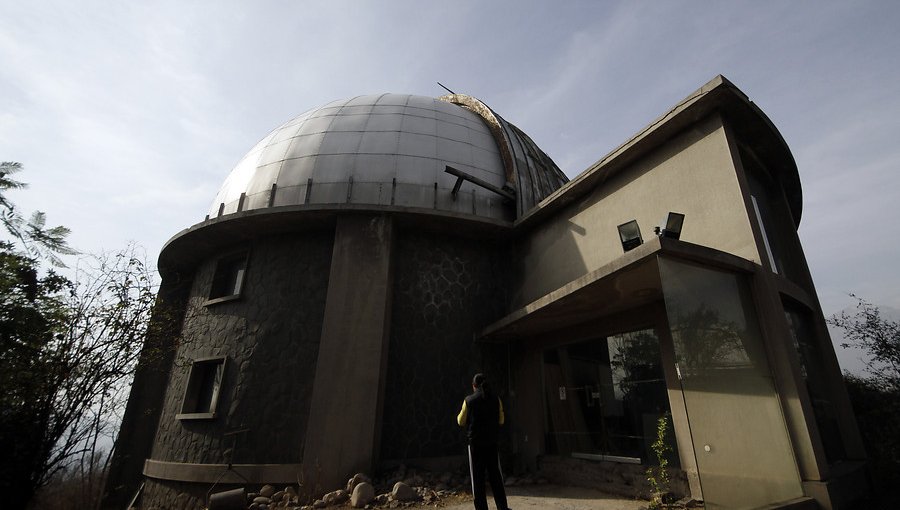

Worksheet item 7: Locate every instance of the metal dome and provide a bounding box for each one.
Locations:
[209,93,566,222]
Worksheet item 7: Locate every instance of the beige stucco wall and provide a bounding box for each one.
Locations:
[511,113,760,308]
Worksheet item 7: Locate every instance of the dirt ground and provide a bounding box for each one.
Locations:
[432,484,648,510]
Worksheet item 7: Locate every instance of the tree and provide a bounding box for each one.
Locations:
[829,296,900,505]
[0,163,158,509]
[829,295,900,392]
[1,161,77,267]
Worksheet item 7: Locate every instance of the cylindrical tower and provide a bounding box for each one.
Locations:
[104,93,566,510]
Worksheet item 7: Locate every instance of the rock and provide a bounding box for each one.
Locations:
[254,496,272,504]
[323,489,349,505]
[347,473,371,493]
[391,481,416,501]
[272,490,285,502]
[351,482,375,508]
[260,484,277,498]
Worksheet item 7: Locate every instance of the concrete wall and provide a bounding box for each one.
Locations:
[100,277,191,510]
[511,114,760,309]
[302,215,395,491]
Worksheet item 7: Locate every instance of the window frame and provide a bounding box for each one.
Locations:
[176,356,228,421]
[204,249,250,306]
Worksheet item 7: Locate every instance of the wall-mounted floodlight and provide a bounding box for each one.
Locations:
[654,212,685,240]
[617,220,643,252]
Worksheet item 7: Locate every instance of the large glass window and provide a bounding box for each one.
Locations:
[783,302,847,463]
[742,149,803,280]
[543,329,676,465]
[660,257,802,509]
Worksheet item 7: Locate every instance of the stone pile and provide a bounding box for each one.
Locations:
[227,464,553,510]
[231,465,464,510]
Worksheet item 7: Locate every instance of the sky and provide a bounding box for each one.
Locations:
[1,1,898,372]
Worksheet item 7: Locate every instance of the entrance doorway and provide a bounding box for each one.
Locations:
[542,329,677,466]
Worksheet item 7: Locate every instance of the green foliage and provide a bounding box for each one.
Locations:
[843,375,900,504]
[830,298,900,505]
[0,246,72,508]
[1,161,77,267]
[1,161,157,509]
[0,244,158,509]
[646,414,672,509]
[829,295,900,392]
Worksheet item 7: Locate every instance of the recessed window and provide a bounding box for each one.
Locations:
[207,251,248,304]
[177,357,226,420]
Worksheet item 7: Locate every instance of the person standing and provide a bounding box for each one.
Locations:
[456,373,510,510]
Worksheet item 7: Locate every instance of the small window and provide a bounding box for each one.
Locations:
[177,357,226,420]
[207,251,248,304]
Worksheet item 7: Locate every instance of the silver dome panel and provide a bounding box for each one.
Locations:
[209,94,512,221]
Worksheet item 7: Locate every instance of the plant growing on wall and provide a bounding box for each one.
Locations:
[646,413,673,509]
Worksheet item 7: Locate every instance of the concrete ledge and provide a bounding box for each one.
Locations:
[143,459,305,484]
[755,497,817,510]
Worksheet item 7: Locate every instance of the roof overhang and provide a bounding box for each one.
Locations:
[479,236,758,342]
[157,204,513,280]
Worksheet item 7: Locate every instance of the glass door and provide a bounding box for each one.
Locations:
[542,329,676,465]
[660,258,803,509]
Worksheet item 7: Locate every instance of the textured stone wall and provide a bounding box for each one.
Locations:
[141,479,209,510]
[380,230,509,461]
[145,231,332,498]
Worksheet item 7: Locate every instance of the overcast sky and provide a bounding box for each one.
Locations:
[1,1,898,371]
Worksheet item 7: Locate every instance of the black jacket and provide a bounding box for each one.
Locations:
[457,388,504,446]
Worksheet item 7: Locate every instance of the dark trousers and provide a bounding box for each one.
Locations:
[467,443,508,510]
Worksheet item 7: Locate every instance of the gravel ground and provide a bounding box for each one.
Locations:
[434,484,648,510]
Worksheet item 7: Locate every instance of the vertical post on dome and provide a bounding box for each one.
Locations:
[305,178,313,204]
[237,192,246,212]
[268,183,277,208]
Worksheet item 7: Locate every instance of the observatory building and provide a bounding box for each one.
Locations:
[105,76,867,510]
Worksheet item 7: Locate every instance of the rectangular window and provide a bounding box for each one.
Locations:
[751,194,779,275]
[206,251,248,304]
[783,301,847,463]
[177,357,226,420]
[542,329,676,465]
